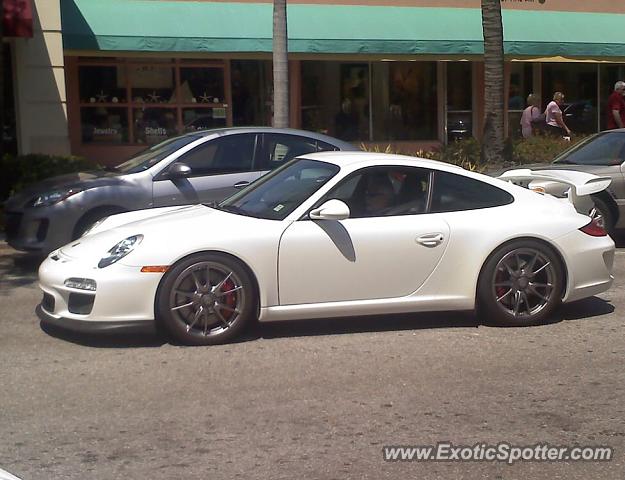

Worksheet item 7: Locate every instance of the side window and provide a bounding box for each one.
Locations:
[320,166,430,218]
[559,132,625,166]
[316,140,340,152]
[175,134,256,175]
[431,171,513,213]
[260,134,319,170]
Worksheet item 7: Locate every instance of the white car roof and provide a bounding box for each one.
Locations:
[299,151,465,172]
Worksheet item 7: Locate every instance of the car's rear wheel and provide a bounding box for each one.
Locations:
[477,240,564,326]
[156,253,256,345]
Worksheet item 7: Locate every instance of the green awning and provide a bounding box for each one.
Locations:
[61,0,625,58]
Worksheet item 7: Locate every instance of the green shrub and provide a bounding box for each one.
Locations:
[361,135,591,172]
[436,138,484,171]
[0,153,100,203]
[511,135,588,165]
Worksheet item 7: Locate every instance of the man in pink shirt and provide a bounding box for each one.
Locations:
[606,81,625,130]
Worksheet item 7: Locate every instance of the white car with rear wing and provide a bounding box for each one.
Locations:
[37,152,615,345]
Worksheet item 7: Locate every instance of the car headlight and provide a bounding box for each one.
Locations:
[29,188,82,207]
[98,235,143,268]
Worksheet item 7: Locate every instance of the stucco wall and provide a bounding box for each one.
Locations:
[14,0,70,156]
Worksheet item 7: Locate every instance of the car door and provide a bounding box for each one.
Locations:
[278,166,451,305]
[152,133,262,206]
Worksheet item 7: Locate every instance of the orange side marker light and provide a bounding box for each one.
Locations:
[141,266,170,273]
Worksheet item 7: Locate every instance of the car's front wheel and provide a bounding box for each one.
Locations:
[477,240,564,326]
[156,253,256,345]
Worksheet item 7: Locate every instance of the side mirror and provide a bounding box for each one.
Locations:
[309,199,350,221]
[168,162,192,179]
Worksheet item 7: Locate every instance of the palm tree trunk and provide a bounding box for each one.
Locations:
[480,0,505,164]
[272,0,289,128]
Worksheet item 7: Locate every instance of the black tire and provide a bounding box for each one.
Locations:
[477,239,564,327]
[73,208,124,239]
[591,197,615,238]
[156,252,256,345]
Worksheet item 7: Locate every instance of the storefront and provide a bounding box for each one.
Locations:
[10,0,625,163]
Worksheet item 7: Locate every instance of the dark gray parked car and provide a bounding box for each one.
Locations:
[4,127,356,253]
[496,129,625,236]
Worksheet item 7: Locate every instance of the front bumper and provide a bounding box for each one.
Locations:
[38,250,164,331]
[4,203,78,253]
[37,305,156,334]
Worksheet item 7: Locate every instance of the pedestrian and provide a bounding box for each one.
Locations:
[520,93,542,138]
[545,92,571,138]
[606,80,625,130]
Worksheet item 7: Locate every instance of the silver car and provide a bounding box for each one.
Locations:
[4,127,356,253]
[496,129,625,236]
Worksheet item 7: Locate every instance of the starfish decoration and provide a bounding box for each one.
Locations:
[147,91,161,103]
[96,90,108,103]
[199,92,211,103]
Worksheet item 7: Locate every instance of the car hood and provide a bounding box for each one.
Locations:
[58,204,277,265]
[4,170,124,209]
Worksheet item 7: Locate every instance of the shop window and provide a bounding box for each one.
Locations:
[301,61,370,142]
[75,58,228,145]
[133,108,178,145]
[371,62,437,141]
[231,60,272,127]
[128,65,175,104]
[542,63,598,134]
[179,67,225,104]
[508,63,533,138]
[80,107,128,144]
[182,108,227,133]
[79,65,127,104]
[447,62,473,142]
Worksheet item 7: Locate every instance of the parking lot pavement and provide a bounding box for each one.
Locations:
[0,243,624,480]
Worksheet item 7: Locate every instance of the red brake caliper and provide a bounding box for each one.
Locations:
[220,279,237,320]
[495,270,507,298]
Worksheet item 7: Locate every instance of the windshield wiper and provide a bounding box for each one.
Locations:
[103,165,120,172]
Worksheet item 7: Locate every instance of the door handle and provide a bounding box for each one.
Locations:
[233,181,250,189]
[416,233,444,248]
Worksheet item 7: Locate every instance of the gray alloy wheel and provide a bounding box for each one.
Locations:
[157,253,255,345]
[478,240,563,326]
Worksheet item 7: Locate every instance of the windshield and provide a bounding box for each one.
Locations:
[114,135,203,173]
[216,159,340,220]
[553,132,625,166]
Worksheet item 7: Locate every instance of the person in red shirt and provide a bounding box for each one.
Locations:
[607,81,625,130]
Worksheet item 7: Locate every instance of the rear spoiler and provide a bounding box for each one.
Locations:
[497,168,611,214]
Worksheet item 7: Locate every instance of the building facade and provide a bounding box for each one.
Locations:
[4,0,625,165]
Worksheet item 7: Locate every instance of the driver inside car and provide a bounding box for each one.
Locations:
[363,173,396,216]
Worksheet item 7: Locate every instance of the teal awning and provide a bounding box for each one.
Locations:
[61,0,625,58]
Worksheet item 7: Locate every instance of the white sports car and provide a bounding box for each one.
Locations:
[37,152,615,345]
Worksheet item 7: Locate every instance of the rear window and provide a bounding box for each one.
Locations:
[431,171,513,213]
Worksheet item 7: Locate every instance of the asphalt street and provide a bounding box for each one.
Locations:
[0,241,624,479]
